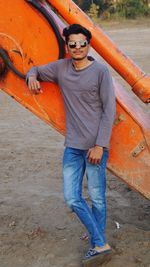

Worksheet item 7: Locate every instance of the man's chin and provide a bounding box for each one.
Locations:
[72,56,86,61]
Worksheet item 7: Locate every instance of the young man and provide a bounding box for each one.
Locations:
[26,24,116,264]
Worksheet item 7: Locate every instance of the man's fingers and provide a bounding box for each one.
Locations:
[34,81,41,90]
[31,81,40,90]
[87,147,103,165]
[28,80,41,94]
[88,155,95,165]
[28,77,40,90]
[88,155,101,165]
[87,150,94,164]
[96,158,101,165]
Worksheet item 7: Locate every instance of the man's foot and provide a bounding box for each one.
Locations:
[82,245,112,267]
[95,243,111,253]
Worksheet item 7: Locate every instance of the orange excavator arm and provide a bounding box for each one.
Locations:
[0,0,150,199]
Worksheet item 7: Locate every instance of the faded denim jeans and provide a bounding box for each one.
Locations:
[63,147,109,248]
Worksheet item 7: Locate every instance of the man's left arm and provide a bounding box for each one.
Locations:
[87,69,116,164]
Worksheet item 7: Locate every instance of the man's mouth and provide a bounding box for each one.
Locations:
[74,51,82,55]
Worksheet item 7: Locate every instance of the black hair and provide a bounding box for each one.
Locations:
[63,24,92,44]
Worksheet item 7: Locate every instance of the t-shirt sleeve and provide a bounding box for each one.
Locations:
[26,61,59,83]
[95,69,116,148]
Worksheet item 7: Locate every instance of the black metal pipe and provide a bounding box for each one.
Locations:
[0,55,7,77]
[0,48,25,79]
[26,0,65,59]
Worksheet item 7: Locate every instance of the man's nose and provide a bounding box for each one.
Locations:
[76,42,81,48]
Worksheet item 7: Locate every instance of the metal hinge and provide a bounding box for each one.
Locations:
[114,113,125,126]
[131,140,147,157]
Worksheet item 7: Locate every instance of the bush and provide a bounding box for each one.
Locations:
[73,0,150,19]
[116,0,150,19]
[87,3,100,19]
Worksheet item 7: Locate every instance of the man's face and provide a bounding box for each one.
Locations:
[67,33,90,60]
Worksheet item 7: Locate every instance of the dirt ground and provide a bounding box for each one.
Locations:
[0,20,150,267]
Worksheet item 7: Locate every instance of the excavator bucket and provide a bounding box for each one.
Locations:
[0,0,150,199]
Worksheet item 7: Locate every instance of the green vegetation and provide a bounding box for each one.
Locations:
[73,0,150,19]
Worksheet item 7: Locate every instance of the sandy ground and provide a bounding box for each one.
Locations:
[0,21,150,267]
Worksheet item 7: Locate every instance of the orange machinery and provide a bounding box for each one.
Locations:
[0,0,150,199]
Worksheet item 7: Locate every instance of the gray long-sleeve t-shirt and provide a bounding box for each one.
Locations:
[26,58,116,149]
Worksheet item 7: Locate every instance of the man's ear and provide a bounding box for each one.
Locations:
[65,44,69,54]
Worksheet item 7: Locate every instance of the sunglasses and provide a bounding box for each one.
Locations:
[68,40,89,49]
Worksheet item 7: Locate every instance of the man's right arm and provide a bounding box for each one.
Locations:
[26,61,58,94]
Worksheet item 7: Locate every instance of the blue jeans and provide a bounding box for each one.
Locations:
[63,147,109,248]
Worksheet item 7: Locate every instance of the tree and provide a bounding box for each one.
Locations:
[73,0,113,13]
[116,0,150,18]
[73,0,150,18]
[73,0,91,11]
[88,3,100,19]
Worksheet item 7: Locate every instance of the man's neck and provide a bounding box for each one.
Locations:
[72,57,92,70]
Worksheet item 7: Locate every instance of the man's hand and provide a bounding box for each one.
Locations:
[27,76,42,94]
[87,146,103,165]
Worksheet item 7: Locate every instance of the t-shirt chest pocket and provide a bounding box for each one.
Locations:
[79,86,99,104]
